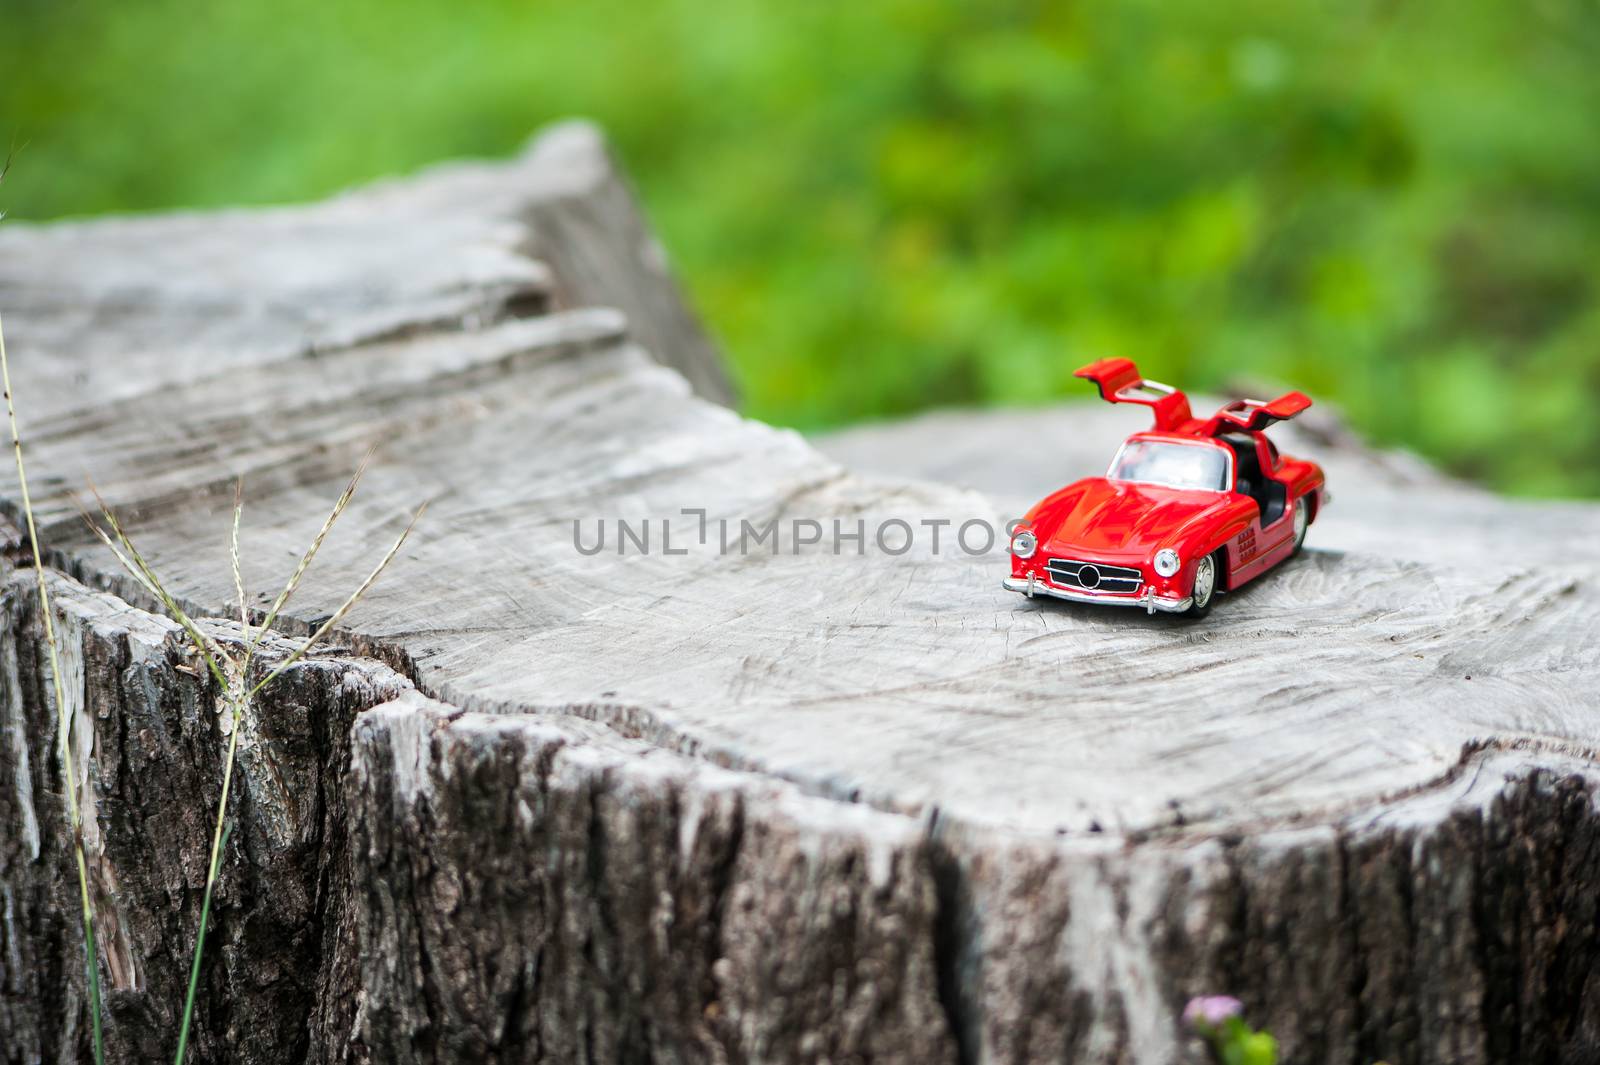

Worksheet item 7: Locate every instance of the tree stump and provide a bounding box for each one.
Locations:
[1,121,1597,1065]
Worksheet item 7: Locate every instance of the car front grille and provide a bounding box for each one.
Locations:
[1045,558,1143,594]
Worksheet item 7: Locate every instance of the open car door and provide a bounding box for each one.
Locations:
[1073,358,1195,432]
[1076,358,1313,437]
[1203,393,1312,435]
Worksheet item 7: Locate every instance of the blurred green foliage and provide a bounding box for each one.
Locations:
[5,0,1599,495]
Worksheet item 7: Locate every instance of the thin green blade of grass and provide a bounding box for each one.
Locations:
[0,311,106,1065]
[178,489,418,1063]
[172,819,232,1065]
[171,673,244,1065]
[81,450,417,1064]
[6,153,419,1064]
[82,494,246,1065]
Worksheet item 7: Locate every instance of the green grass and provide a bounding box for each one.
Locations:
[4,0,1598,495]
[84,465,419,1063]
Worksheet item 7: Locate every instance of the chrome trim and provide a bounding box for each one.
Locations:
[1114,378,1177,399]
[1215,398,1266,429]
[1004,576,1192,615]
[1047,557,1142,581]
[1045,557,1142,593]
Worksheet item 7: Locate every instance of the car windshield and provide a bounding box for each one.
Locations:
[1108,440,1228,491]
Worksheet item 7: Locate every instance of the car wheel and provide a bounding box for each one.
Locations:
[1184,551,1218,618]
[1291,498,1310,554]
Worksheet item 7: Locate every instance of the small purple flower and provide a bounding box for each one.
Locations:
[1183,995,1244,1028]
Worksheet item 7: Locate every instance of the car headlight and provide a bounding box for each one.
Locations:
[1153,548,1181,577]
[1011,530,1037,559]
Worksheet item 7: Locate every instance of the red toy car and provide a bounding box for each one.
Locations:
[1004,358,1327,617]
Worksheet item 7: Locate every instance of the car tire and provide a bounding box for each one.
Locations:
[1291,498,1310,555]
[1184,551,1219,618]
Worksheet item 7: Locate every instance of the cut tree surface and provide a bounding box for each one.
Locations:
[2,122,1598,1065]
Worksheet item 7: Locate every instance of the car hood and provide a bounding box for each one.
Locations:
[1028,478,1235,559]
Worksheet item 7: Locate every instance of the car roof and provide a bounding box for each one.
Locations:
[1126,430,1233,448]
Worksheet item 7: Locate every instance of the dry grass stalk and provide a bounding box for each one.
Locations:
[4,148,420,1063]
[1,310,107,1064]
[83,466,421,1064]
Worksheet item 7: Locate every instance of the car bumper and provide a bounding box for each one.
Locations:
[1003,574,1192,614]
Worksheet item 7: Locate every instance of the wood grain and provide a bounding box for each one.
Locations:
[2,122,1597,1064]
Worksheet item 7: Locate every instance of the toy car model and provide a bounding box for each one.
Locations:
[1004,358,1327,617]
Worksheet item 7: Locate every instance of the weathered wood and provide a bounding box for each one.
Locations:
[1,121,1598,1064]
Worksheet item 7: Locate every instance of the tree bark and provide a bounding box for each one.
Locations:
[2,121,1598,1064]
